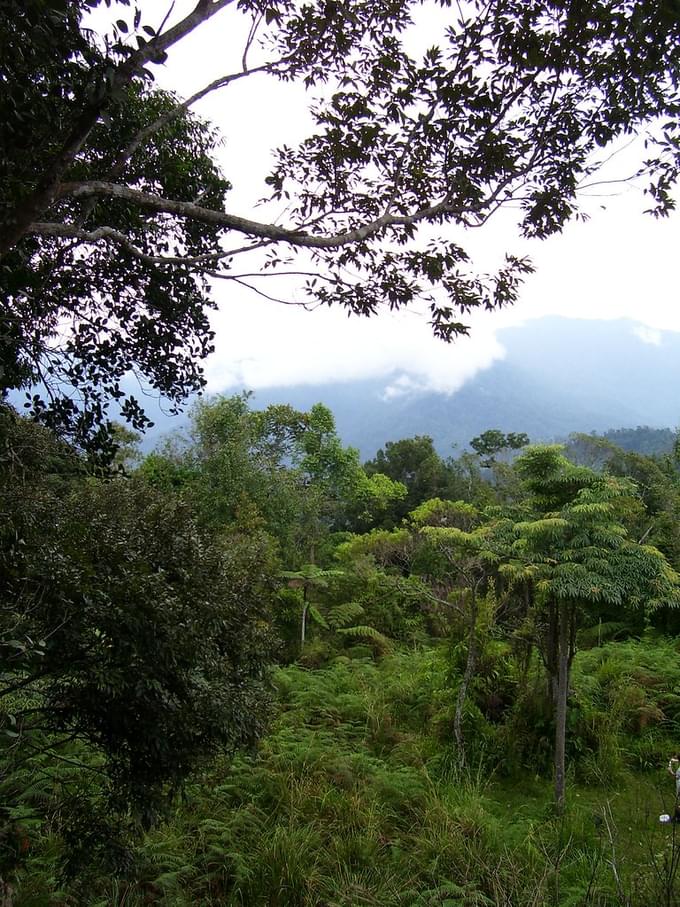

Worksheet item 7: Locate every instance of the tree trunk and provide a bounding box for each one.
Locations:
[554,602,571,814]
[300,587,308,652]
[300,545,315,654]
[546,598,559,704]
[0,878,13,907]
[453,588,479,767]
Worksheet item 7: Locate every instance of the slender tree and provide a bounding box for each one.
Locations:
[502,446,680,811]
[411,501,499,764]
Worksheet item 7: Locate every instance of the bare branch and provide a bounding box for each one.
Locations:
[75,60,280,230]
[77,8,282,230]
[576,174,642,192]
[208,273,314,307]
[156,3,176,37]
[134,1,236,66]
[58,181,461,248]
[219,269,334,281]
[219,238,277,258]
[242,11,264,72]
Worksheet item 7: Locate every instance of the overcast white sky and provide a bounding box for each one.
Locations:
[93,2,680,397]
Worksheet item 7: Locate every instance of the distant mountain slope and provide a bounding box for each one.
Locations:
[244,318,680,457]
[141,317,680,457]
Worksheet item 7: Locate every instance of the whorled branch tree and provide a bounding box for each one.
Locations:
[2,0,680,450]
[502,445,680,813]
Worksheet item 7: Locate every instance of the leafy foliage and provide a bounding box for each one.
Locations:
[500,445,680,808]
[508,447,680,614]
[142,394,404,562]
[327,601,366,629]
[0,407,275,866]
[4,1,680,449]
[365,436,477,523]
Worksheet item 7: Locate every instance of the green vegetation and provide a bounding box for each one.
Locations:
[3,395,680,904]
[4,3,680,901]
[12,646,680,905]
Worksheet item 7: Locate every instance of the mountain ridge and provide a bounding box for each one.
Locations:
[141,316,680,457]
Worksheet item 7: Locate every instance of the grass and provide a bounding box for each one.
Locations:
[13,643,680,906]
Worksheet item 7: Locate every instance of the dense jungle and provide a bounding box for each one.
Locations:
[3,399,680,905]
[4,0,680,903]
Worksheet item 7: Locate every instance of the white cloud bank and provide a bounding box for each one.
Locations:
[203,292,508,394]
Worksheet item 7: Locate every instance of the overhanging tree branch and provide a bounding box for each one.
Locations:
[0,0,234,257]
[57,181,461,247]
[76,58,288,232]
[30,222,228,267]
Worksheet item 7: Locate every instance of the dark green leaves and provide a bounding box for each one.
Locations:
[0,410,275,829]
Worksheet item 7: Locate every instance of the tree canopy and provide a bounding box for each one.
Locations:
[2,0,680,448]
[0,407,275,843]
[470,429,530,467]
[142,393,405,562]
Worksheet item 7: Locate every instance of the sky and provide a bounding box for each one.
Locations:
[91,2,680,399]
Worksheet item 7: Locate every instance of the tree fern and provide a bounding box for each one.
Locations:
[327,602,365,629]
[336,625,392,653]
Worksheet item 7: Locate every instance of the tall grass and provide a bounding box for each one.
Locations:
[14,641,680,905]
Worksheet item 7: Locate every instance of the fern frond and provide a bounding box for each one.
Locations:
[307,604,329,629]
[327,601,365,629]
[337,625,392,652]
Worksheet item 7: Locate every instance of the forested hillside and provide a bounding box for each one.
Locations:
[4,397,680,904]
[3,1,680,904]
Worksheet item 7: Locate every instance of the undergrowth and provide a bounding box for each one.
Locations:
[13,640,680,905]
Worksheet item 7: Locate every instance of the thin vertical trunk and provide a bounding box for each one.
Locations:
[546,598,559,704]
[300,545,315,654]
[453,587,479,767]
[300,587,308,652]
[554,601,571,814]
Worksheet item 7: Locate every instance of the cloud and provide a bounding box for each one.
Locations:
[381,374,427,400]
[632,324,662,346]
[203,287,508,395]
